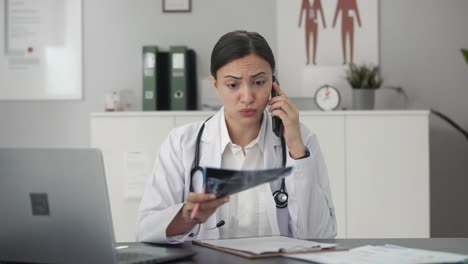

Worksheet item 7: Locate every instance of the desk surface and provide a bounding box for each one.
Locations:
[138,238,468,264]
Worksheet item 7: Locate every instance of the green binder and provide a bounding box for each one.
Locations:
[169,46,197,110]
[169,46,188,110]
[142,46,158,111]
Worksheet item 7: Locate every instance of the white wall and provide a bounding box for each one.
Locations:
[380,0,468,237]
[0,0,276,147]
[1,0,467,237]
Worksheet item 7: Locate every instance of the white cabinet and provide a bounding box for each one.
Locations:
[345,113,430,238]
[175,113,213,127]
[300,114,347,238]
[90,110,429,242]
[90,113,176,242]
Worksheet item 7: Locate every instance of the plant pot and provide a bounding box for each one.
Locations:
[352,89,375,110]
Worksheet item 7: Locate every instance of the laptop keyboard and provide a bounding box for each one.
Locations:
[115,245,195,264]
[117,252,157,263]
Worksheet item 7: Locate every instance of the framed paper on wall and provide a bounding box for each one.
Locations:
[163,0,191,13]
[0,0,82,100]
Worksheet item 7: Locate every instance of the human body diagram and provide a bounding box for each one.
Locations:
[298,0,326,65]
[298,0,363,65]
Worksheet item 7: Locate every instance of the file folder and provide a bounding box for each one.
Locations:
[142,46,169,111]
[142,46,158,111]
[193,236,343,259]
[169,46,197,110]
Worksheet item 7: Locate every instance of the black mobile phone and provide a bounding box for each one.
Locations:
[271,76,283,137]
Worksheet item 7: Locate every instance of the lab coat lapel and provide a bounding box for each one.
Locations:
[195,109,223,239]
[199,109,222,169]
[263,111,299,236]
[263,122,282,169]
[263,111,282,235]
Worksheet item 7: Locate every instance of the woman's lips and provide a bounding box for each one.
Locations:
[240,109,256,117]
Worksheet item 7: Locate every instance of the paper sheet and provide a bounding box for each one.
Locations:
[196,236,336,255]
[286,244,468,264]
[124,150,151,199]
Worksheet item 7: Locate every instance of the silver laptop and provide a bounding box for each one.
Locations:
[0,148,195,264]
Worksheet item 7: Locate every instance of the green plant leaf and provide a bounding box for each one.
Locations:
[462,49,468,64]
[345,63,383,89]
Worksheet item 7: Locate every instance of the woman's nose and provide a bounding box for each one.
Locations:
[240,85,254,104]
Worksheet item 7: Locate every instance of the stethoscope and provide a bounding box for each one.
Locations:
[189,116,289,208]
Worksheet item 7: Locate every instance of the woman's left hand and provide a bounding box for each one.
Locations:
[268,82,306,159]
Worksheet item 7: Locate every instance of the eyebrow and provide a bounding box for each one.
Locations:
[223,72,267,79]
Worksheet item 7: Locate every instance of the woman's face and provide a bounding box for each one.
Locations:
[210,54,273,128]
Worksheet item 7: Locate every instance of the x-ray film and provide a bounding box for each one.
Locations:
[205,167,293,198]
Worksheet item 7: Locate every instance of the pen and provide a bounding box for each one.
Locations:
[191,166,210,220]
[190,186,205,219]
[279,245,321,253]
[190,202,201,219]
[191,168,207,220]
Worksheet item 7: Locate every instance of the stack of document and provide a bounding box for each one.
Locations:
[194,236,337,258]
[286,244,468,264]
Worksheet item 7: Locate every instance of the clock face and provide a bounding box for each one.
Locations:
[314,85,341,111]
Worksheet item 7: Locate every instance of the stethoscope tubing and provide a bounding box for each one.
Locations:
[190,116,288,208]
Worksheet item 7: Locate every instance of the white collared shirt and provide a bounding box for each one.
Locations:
[216,114,279,238]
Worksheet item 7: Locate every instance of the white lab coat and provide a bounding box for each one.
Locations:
[136,109,336,243]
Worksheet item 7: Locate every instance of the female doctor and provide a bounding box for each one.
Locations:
[136,30,336,243]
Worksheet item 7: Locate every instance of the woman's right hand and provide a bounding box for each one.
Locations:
[166,192,229,237]
[182,193,229,225]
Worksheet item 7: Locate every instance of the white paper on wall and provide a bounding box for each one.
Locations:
[124,150,152,199]
[1,0,82,100]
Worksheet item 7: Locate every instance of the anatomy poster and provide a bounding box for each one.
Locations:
[276,0,378,97]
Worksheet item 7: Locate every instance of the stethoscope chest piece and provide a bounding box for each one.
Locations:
[273,189,288,208]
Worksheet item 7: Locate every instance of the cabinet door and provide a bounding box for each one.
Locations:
[346,114,430,238]
[90,115,174,242]
[301,114,346,238]
[175,114,214,127]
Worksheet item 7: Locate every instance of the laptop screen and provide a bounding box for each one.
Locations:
[0,148,118,263]
[0,148,195,264]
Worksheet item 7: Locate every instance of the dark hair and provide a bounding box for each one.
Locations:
[210,30,275,79]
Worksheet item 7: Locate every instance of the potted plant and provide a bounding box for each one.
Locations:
[345,63,383,110]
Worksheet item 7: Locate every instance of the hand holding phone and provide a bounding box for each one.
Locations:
[271,76,284,137]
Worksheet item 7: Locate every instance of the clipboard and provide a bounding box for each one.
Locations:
[193,236,347,259]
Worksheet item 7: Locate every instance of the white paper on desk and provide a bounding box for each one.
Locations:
[285,244,468,264]
[197,236,336,255]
